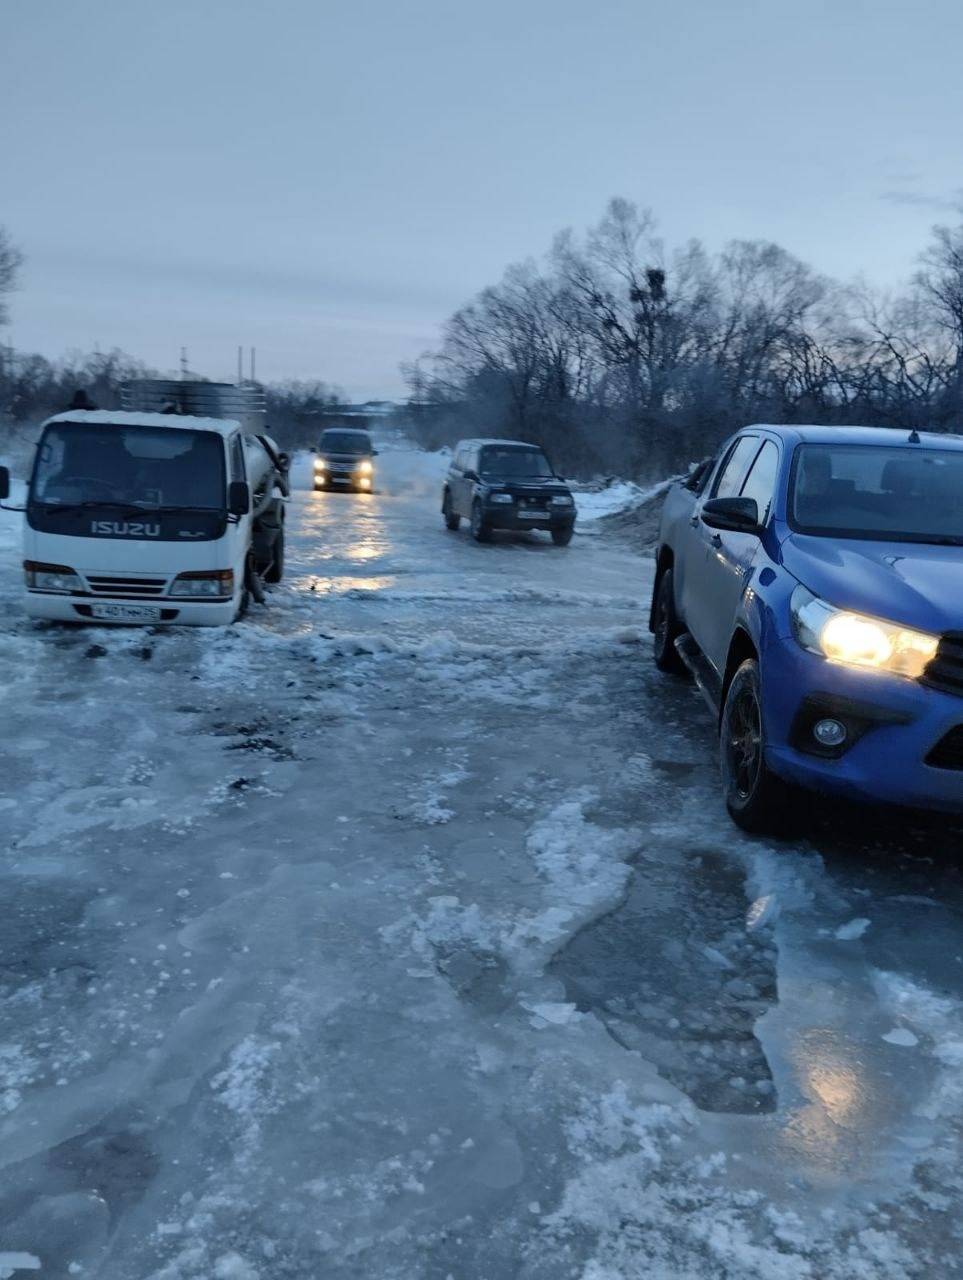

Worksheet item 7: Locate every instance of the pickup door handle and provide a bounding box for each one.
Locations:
[688,513,700,527]
[710,533,723,548]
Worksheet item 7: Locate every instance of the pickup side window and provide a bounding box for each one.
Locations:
[739,439,780,523]
[712,436,760,500]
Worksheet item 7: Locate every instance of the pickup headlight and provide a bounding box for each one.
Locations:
[24,561,82,593]
[791,585,938,679]
[313,458,325,470]
[489,492,513,504]
[171,570,235,598]
[358,459,373,475]
[550,495,574,506]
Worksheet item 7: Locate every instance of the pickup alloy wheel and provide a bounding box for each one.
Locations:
[652,569,685,673]
[720,659,793,834]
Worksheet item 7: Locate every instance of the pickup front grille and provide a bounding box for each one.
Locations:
[925,725,963,770]
[86,575,167,597]
[922,633,963,698]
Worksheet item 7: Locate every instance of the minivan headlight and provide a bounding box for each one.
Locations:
[790,585,938,679]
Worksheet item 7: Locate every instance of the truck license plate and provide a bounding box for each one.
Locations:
[90,603,162,622]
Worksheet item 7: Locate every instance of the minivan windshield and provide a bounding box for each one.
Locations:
[479,446,554,479]
[31,422,226,510]
[791,443,963,544]
[320,431,372,455]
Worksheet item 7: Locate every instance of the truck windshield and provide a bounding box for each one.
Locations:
[31,422,226,510]
[479,447,553,479]
[320,432,372,455]
[791,443,963,543]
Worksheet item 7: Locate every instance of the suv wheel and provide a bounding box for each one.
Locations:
[720,659,793,834]
[551,526,574,547]
[470,500,491,543]
[652,568,685,673]
[443,490,460,530]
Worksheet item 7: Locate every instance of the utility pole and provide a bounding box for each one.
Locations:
[180,347,188,381]
[237,345,243,385]
[250,346,256,384]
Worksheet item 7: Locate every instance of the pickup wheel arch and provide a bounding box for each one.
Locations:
[720,628,758,724]
[649,546,675,632]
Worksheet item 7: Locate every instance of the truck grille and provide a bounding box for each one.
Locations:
[925,725,963,770]
[86,575,167,597]
[922,633,963,697]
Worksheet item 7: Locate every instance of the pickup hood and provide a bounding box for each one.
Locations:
[782,533,963,634]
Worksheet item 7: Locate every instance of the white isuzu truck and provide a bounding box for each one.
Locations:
[0,380,289,626]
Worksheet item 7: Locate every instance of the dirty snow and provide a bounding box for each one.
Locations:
[0,433,961,1277]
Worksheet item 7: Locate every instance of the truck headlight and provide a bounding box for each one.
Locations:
[171,570,235,598]
[314,458,325,471]
[550,495,574,506]
[358,459,373,475]
[489,492,513,504]
[790,585,938,679]
[24,561,82,593]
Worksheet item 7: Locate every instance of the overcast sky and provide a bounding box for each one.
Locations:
[3,0,962,400]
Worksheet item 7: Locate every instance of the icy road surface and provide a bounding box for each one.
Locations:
[1,436,962,1279]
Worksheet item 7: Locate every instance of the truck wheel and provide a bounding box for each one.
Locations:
[470,501,491,543]
[720,659,793,834]
[264,527,285,583]
[443,491,460,530]
[652,569,685,673]
[551,526,574,547]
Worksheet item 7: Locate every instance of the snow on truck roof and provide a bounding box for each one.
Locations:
[44,410,243,437]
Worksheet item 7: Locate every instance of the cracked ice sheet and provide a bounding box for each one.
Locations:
[0,437,961,1277]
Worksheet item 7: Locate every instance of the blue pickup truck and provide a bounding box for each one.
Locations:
[651,424,963,832]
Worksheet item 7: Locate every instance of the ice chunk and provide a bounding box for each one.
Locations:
[835,917,870,941]
[882,1027,919,1047]
[0,1256,41,1279]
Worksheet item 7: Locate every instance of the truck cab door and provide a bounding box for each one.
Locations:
[692,438,780,675]
[681,435,761,671]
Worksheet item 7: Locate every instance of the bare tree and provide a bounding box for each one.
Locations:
[0,225,24,327]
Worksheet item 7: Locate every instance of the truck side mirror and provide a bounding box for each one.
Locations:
[0,467,9,501]
[701,496,759,533]
[277,452,290,471]
[371,448,379,456]
[228,481,251,516]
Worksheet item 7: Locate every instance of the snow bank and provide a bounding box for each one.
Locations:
[572,477,676,522]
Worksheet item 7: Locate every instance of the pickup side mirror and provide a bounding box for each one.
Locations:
[701,496,759,533]
[228,480,251,516]
[0,466,9,501]
[371,448,379,457]
[276,452,290,471]
[463,469,478,482]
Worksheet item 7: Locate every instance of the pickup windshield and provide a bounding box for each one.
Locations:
[791,443,963,543]
[31,422,226,510]
[320,431,372,455]
[479,447,553,479]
